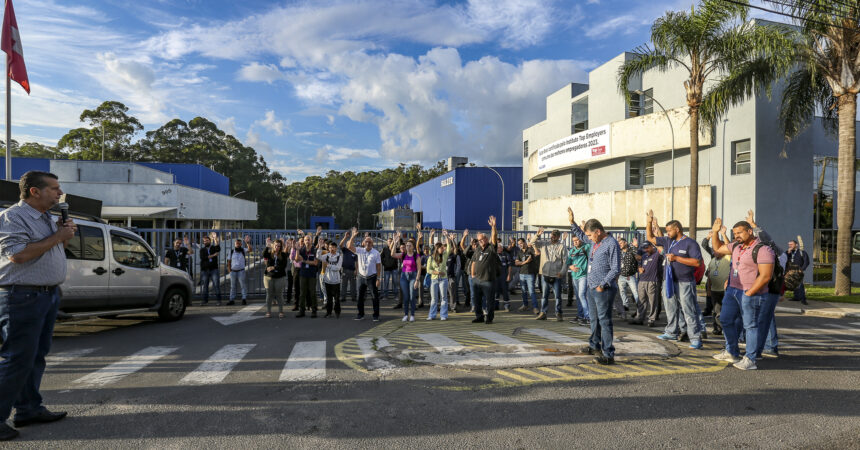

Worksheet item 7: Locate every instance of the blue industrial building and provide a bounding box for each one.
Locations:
[380,166,522,231]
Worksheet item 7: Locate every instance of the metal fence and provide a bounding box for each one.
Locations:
[136,227,645,299]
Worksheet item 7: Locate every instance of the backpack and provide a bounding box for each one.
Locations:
[752,242,784,295]
[694,259,705,284]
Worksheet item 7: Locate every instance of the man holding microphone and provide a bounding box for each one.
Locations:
[0,171,76,441]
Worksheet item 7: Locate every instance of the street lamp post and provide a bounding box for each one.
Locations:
[721,119,728,219]
[413,192,423,230]
[483,165,504,231]
[634,90,674,220]
[232,190,246,198]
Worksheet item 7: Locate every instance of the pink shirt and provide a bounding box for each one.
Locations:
[401,253,419,273]
[727,239,775,295]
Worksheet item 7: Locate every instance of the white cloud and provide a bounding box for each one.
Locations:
[256,110,288,135]
[218,117,237,137]
[244,128,272,156]
[584,15,642,39]
[237,62,286,84]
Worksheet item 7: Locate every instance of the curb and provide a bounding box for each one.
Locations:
[774,305,860,319]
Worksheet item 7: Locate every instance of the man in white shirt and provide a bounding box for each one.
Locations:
[228,239,247,305]
[348,227,382,321]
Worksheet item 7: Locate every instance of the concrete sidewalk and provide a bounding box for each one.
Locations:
[775,299,860,319]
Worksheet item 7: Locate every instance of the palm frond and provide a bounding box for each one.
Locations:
[616,49,674,101]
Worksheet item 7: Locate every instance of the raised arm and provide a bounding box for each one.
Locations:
[390,231,404,258]
[645,209,658,246]
[339,230,350,249]
[347,227,357,252]
[489,216,498,246]
[710,218,731,257]
[529,226,545,246]
[416,223,423,248]
[701,232,714,258]
[567,207,590,244]
[460,229,470,252]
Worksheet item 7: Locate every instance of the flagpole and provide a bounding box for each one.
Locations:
[5,55,10,181]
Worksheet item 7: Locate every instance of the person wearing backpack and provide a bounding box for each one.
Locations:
[228,238,248,306]
[320,241,343,318]
[709,218,777,371]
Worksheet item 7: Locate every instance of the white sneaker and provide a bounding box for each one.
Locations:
[409,315,415,322]
[402,315,408,322]
[712,350,741,363]
[426,317,434,321]
[440,317,447,321]
[733,355,757,370]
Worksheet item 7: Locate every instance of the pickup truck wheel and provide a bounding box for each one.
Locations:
[158,288,187,321]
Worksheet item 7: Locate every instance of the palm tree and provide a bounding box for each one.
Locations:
[617,0,794,236]
[766,1,860,295]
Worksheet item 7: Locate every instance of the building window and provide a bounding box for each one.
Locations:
[523,140,529,158]
[572,98,588,133]
[628,160,643,187]
[732,139,751,175]
[573,169,588,194]
[628,91,641,118]
[643,158,655,185]
[523,182,529,199]
[642,88,654,115]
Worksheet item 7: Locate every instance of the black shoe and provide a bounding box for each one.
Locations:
[418,302,425,309]
[472,317,485,323]
[14,410,67,427]
[579,346,595,355]
[296,312,306,318]
[678,333,689,342]
[0,424,19,441]
[311,311,317,318]
[392,303,402,309]
[241,299,247,305]
[354,315,365,321]
[291,306,299,311]
[485,319,493,324]
[800,299,808,305]
[201,301,209,306]
[712,328,723,336]
[647,321,656,327]
[628,320,644,325]
[566,301,573,307]
[324,313,332,318]
[226,301,235,306]
[594,356,615,365]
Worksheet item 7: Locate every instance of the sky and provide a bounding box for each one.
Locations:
[3,0,783,182]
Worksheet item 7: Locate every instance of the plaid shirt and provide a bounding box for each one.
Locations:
[620,248,639,277]
[570,223,621,289]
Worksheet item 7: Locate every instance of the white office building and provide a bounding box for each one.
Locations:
[522,52,860,281]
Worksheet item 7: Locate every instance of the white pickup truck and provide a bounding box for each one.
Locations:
[1,204,193,321]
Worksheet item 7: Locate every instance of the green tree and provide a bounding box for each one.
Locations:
[767,1,860,295]
[617,0,794,235]
[59,101,143,161]
[16,142,65,159]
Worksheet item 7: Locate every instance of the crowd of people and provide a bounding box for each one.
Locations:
[163,209,809,369]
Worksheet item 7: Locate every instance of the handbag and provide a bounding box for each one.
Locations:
[783,268,804,291]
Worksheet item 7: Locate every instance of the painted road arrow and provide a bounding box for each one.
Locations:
[211,305,265,326]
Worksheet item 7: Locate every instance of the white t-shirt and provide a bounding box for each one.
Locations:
[355,247,381,277]
[321,252,343,284]
[230,248,246,271]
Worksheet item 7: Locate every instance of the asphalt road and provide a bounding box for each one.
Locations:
[8,295,860,449]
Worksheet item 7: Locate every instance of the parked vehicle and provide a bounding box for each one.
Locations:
[1,204,193,321]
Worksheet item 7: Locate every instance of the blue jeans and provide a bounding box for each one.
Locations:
[519,273,538,309]
[756,293,779,355]
[572,276,589,320]
[382,269,400,298]
[201,268,221,302]
[793,283,806,301]
[429,278,449,319]
[587,285,616,358]
[721,286,769,360]
[229,270,247,300]
[472,279,495,322]
[400,271,418,316]
[540,276,563,314]
[617,274,640,307]
[0,287,60,421]
[662,280,701,341]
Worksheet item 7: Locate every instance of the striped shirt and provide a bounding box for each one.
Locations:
[570,223,620,289]
[0,200,67,286]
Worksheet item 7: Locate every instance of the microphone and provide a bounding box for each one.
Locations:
[59,202,69,224]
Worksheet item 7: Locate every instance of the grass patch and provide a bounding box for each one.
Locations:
[786,285,860,304]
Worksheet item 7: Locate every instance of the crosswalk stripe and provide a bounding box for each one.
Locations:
[570,326,592,335]
[523,328,587,345]
[823,323,857,331]
[355,337,395,370]
[74,346,178,387]
[46,348,99,367]
[180,344,256,385]
[470,331,529,346]
[416,333,465,352]
[779,328,857,343]
[280,341,326,381]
